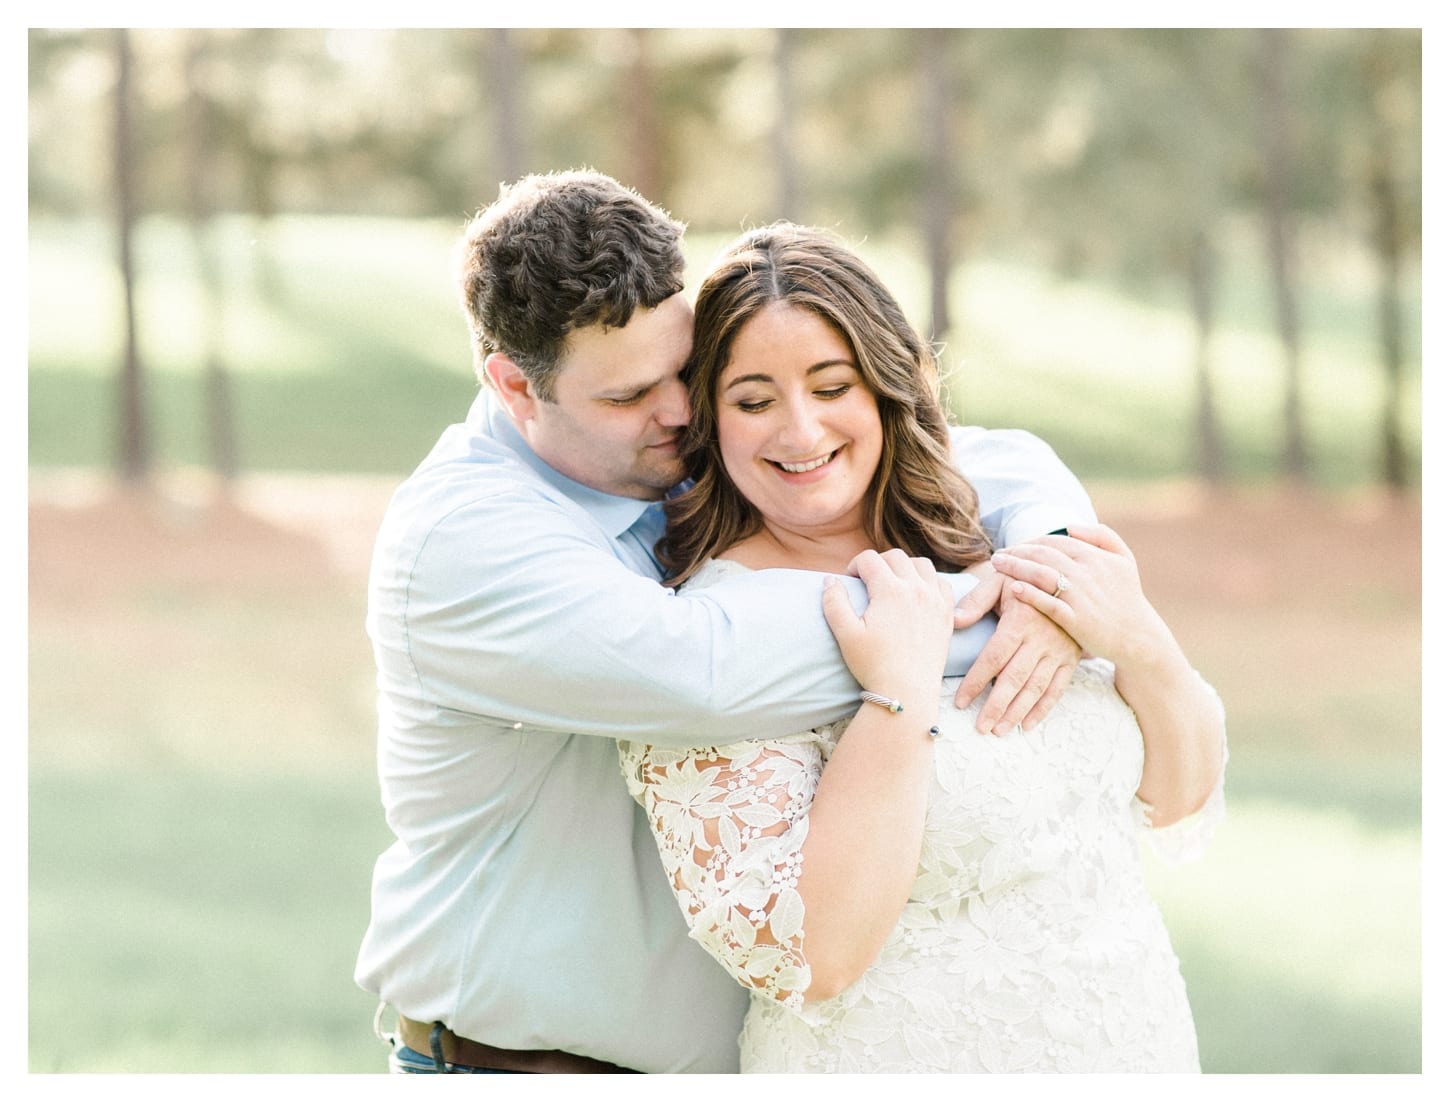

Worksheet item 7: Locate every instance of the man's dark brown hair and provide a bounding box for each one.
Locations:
[456,169,687,400]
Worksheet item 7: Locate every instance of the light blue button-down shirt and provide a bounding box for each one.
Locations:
[355,389,1095,1072]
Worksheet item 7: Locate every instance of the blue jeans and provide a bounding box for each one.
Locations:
[376,1002,519,1074]
[389,1043,519,1074]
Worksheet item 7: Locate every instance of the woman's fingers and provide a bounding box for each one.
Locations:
[1006,577,1074,626]
[990,549,1074,598]
[1064,522,1133,559]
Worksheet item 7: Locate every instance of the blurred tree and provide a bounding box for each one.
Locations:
[487,28,527,187]
[112,28,150,484]
[800,28,922,234]
[27,28,1419,489]
[624,29,664,202]
[771,28,802,222]
[1355,30,1421,489]
[1256,28,1311,483]
[988,29,1238,481]
[1132,29,1238,483]
[919,28,958,343]
[183,31,239,488]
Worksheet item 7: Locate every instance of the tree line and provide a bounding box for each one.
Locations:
[28,27,1421,490]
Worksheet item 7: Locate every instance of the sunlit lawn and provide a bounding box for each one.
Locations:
[27,214,1422,1073]
[26,527,1422,1073]
[27,762,1421,1072]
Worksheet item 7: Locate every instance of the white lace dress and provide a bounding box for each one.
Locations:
[619,559,1226,1073]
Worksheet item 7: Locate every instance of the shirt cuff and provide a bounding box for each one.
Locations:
[994,505,1078,549]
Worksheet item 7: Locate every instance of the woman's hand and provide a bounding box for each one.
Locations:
[822,548,955,704]
[952,558,1082,734]
[988,523,1174,671]
[992,523,1224,827]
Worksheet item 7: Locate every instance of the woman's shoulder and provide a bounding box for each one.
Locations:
[679,556,753,591]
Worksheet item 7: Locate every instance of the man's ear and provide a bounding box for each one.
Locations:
[483,353,540,423]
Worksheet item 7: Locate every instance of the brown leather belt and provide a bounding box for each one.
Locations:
[397,1014,637,1074]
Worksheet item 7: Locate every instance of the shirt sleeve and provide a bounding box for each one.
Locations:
[372,485,889,747]
[952,426,1097,547]
[372,427,1094,748]
[619,731,832,1013]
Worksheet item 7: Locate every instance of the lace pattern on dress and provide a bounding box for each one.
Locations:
[620,732,838,1011]
[620,556,1228,1057]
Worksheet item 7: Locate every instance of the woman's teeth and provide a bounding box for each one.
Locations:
[776,451,835,473]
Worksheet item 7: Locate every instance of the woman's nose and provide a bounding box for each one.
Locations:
[776,399,821,452]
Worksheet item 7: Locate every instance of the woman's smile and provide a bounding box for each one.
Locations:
[769,447,843,476]
[716,302,883,540]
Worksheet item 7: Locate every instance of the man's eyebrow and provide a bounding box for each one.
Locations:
[595,379,657,399]
[722,360,855,391]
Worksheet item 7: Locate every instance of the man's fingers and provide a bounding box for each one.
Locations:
[987,657,1058,735]
[954,571,1002,629]
[956,634,1012,709]
[1021,664,1074,732]
[975,650,1033,734]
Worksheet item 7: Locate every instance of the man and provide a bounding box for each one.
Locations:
[355,170,1095,1073]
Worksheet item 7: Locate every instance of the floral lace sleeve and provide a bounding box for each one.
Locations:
[619,730,836,1012]
[1131,671,1229,864]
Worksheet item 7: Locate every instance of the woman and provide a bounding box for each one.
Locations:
[619,224,1226,1073]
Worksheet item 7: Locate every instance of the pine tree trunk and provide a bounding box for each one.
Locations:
[1188,232,1226,482]
[771,29,801,222]
[185,33,238,487]
[625,29,663,202]
[114,28,149,484]
[1367,62,1409,489]
[1258,28,1310,482]
[487,29,525,185]
[920,30,955,343]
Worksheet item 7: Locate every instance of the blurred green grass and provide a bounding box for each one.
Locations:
[26,492,1422,1073]
[28,764,1420,1072]
[29,767,390,1073]
[27,213,1421,1073]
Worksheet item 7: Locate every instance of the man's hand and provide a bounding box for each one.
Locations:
[952,560,1080,734]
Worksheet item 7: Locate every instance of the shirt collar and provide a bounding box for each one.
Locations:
[471,389,660,540]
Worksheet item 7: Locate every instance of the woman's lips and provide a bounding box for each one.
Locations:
[769,447,840,474]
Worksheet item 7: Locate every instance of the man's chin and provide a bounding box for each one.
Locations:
[646,458,687,490]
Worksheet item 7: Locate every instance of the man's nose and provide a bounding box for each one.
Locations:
[656,376,690,427]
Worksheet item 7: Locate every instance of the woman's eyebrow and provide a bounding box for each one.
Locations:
[722,372,772,391]
[722,360,855,392]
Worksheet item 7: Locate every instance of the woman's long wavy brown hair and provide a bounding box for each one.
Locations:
[659,223,992,585]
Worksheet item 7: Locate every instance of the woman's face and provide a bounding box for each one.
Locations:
[715,302,884,540]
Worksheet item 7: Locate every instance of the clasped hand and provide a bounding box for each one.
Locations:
[984,522,1173,682]
[821,549,956,704]
[823,528,1158,738]
[951,556,1081,735]
[956,524,1162,734]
